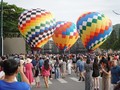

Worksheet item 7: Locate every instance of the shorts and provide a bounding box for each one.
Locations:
[35,76,40,83]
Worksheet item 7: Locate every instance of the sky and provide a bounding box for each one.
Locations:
[3,0,120,25]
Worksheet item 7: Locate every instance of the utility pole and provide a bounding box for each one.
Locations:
[0,0,3,56]
[119,28,120,41]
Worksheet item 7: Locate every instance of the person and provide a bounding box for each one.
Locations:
[99,55,106,65]
[118,54,120,65]
[84,57,93,90]
[78,57,85,81]
[54,58,61,79]
[67,57,72,75]
[49,57,53,79]
[114,83,120,90]
[17,59,25,82]
[0,59,30,90]
[60,58,67,78]
[42,59,51,88]
[0,61,5,80]
[114,54,119,61]
[101,58,111,90]
[34,65,40,88]
[92,57,100,90]
[31,56,37,75]
[25,58,34,85]
[99,56,107,76]
[39,57,44,75]
[76,57,81,77]
[72,55,76,71]
[111,60,120,89]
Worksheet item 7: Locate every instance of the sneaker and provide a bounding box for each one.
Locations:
[82,78,85,81]
[78,77,81,81]
[97,88,99,90]
[50,78,53,80]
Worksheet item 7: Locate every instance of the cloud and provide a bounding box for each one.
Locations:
[4,0,120,24]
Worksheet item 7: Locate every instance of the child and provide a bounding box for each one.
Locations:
[34,66,40,88]
[42,59,51,88]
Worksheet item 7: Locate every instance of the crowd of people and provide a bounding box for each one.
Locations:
[0,52,120,90]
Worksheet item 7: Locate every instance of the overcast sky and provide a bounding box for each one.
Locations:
[4,0,120,25]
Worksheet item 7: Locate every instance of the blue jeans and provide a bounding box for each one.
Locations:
[55,67,60,79]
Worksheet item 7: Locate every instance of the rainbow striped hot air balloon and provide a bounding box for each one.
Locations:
[18,8,56,50]
[52,21,79,51]
[77,12,112,51]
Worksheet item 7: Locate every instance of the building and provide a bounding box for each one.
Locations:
[41,38,86,54]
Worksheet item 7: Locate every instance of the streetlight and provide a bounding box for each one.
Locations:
[0,0,3,56]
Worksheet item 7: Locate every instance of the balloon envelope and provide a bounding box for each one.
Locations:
[77,12,112,51]
[18,8,56,49]
[52,21,79,51]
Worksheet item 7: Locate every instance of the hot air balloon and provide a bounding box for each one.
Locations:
[77,12,112,51]
[18,8,56,50]
[52,21,79,51]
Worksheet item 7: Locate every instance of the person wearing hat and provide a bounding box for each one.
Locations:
[24,58,34,85]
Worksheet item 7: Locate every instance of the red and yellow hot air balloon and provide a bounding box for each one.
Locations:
[52,21,79,51]
[18,8,56,50]
[77,12,112,51]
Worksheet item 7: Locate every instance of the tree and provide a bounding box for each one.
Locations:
[119,28,120,40]
[100,24,120,50]
[100,29,117,50]
[100,37,110,50]
[111,27,120,50]
[111,40,120,50]
[0,2,25,38]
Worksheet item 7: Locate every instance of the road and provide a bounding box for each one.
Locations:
[31,72,84,90]
[31,72,113,90]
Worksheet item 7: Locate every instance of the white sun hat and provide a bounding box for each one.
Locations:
[25,58,32,63]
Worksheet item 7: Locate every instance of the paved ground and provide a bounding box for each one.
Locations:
[32,78,84,90]
[31,72,84,90]
[31,72,113,90]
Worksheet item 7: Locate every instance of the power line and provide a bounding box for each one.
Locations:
[112,10,120,15]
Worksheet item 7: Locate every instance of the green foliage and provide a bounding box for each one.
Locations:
[100,37,110,50]
[111,39,120,50]
[26,43,31,52]
[0,2,25,38]
[100,24,120,50]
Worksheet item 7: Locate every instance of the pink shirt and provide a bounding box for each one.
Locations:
[42,66,51,76]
